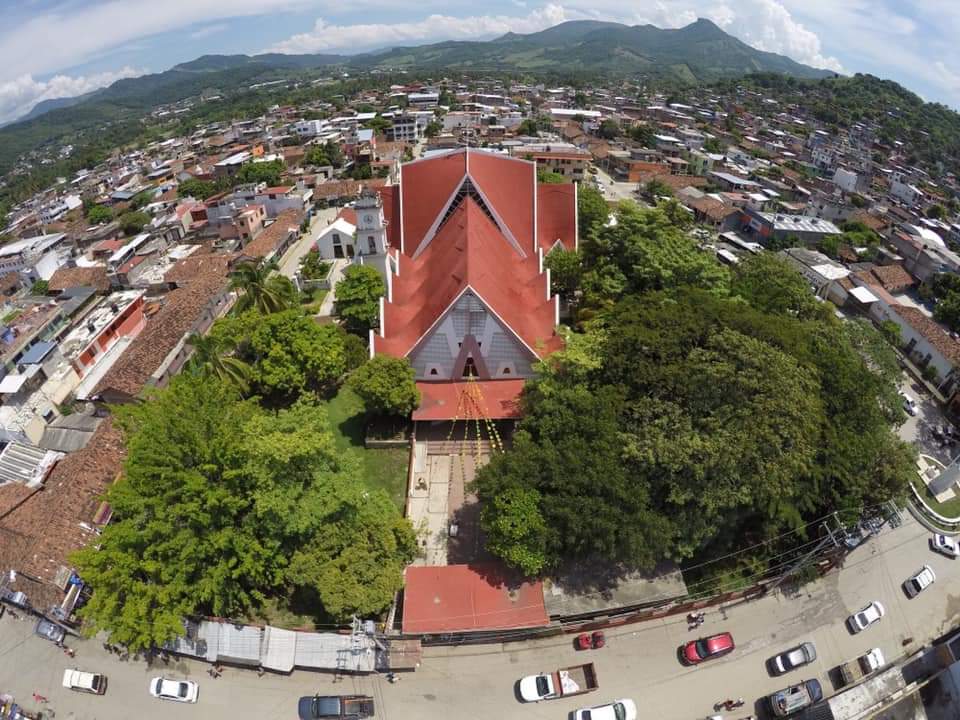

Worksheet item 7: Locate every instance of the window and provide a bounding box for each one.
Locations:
[368,236,376,253]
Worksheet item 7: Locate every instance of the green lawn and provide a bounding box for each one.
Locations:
[322,386,408,508]
[300,287,328,314]
[915,481,960,519]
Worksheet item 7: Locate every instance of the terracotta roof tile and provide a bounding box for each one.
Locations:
[96,255,233,397]
[0,419,124,608]
[242,208,303,259]
[48,265,111,294]
[892,304,960,366]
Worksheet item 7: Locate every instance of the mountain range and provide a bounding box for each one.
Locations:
[15,19,833,126]
[0,18,836,190]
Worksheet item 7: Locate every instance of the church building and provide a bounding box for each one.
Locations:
[368,148,578,420]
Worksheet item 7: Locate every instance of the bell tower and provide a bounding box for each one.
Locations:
[353,188,390,280]
[354,189,387,257]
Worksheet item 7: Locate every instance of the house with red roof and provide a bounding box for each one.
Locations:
[368,148,577,421]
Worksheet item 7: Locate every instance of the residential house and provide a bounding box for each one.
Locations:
[741,208,842,247]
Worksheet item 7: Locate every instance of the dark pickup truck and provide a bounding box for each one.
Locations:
[298,695,375,719]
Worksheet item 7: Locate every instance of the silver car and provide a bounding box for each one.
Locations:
[769,642,817,675]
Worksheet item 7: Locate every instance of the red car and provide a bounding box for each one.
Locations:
[682,632,735,665]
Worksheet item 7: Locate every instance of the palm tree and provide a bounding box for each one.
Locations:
[229,260,289,314]
[186,334,252,394]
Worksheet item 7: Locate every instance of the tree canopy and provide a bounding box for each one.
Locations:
[476,233,914,583]
[72,376,415,650]
[336,265,386,335]
[348,355,420,417]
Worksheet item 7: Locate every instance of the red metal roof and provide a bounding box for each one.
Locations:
[400,152,467,255]
[377,185,401,249]
[412,379,525,421]
[402,564,549,634]
[375,196,560,359]
[537,183,577,252]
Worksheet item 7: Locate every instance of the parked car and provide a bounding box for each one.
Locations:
[682,632,735,665]
[847,601,885,633]
[297,695,375,719]
[149,677,198,703]
[62,668,107,695]
[904,565,936,597]
[768,679,823,717]
[769,642,817,675]
[518,662,598,701]
[931,533,959,558]
[899,391,918,416]
[34,618,65,644]
[572,698,637,720]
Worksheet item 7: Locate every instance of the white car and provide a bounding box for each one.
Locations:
[899,391,918,416]
[904,565,936,597]
[573,698,637,720]
[149,677,198,704]
[931,533,959,558]
[848,601,885,633]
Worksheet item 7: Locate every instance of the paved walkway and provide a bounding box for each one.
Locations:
[276,206,338,279]
[316,259,348,317]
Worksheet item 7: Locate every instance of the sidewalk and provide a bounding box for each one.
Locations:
[316,259,348,317]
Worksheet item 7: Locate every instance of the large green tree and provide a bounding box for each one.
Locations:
[336,265,386,335]
[348,355,420,417]
[72,377,413,649]
[477,286,915,579]
[577,184,609,240]
[247,310,346,397]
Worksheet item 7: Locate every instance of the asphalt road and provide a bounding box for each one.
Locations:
[276,206,339,279]
[898,373,956,466]
[1,513,957,720]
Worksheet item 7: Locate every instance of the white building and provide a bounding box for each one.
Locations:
[833,167,859,193]
[0,233,70,281]
[890,171,923,206]
[315,215,357,260]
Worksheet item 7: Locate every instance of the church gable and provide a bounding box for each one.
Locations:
[408,290,536,381]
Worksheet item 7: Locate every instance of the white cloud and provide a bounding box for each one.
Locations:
[0,0,314,81]
[0,67,144,126]
[268,4,568,54]
[190,23,230,40]
[713,0,844,72]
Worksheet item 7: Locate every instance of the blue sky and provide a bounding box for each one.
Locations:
[0,0,958,124]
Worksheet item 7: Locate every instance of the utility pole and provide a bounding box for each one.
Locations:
[766,524,840,595]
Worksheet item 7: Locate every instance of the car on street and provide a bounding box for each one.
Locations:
[768,679,823,717]
[769,642,817,675]
[297,695,375,719]
[34,618,65,644]
[904,565,936,597]
[682,632,735,665]
[572,698,637,720]
[931,533,959,558]
[149,677,198,703]
[847,601,885,633]
[62,668,107,694]
[900,390,918,416]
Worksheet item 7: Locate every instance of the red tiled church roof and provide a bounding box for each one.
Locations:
[374,149,572,374]
[537,183,577,252]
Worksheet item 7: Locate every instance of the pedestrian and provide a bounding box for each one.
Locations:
[256,665,264,678]
[32,692,47,703]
